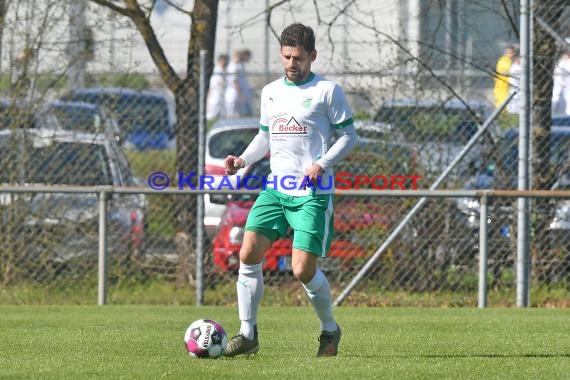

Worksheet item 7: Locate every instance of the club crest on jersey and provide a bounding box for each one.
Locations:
[302,97,312,108]
[271,116,307,134]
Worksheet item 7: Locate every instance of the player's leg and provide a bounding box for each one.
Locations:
[292,248,341,357]
[287,193,341,356]
[291,250,336,330]
[225,231,271,357]
[236,231,270,339]
[226,189,288,357]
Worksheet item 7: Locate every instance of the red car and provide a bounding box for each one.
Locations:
[212,198,376,273]
[211,138,418,273]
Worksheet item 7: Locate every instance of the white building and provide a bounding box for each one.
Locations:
[1,0,526,107]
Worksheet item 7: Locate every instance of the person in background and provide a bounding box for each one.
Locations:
[493,45,515,109]
[506,54,521,114]
[552,50,570,116]
[225,49,254,118]
[206,54,229,121]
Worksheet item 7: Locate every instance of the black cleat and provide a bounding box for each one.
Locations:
[225,326,259,357]
[317,324,342,357]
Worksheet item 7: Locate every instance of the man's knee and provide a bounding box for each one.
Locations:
[292,265,315,284]
[239,231,272,264]
[291,249,318,283]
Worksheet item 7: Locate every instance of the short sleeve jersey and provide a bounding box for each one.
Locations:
[259,72,353,196]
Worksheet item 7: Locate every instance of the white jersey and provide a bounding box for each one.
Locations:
[256,72,354,196]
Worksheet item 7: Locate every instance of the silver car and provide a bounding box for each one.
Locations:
[0,129,148,275]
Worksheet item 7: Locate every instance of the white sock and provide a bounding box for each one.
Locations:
[236,262,264,340]
[302,269,337,332]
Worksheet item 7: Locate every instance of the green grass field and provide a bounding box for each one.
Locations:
[1,306,568,379]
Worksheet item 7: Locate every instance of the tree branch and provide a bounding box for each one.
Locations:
[162,0,192,17]
[344,12,480,121]
[322,0,357,59]
[89,0,132,17]
[500,0,519,39]
[231,0,288,39]
[89,0,181,90]
[311,0,322,24]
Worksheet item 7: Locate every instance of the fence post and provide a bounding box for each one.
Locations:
[517,0,532,307]
[98,189,108,306]
[478,192,489,308]
[196,50,208,306]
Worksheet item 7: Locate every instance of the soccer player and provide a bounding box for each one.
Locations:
[223,23,358,357]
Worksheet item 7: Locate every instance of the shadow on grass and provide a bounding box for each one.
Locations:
[351,353,570,358]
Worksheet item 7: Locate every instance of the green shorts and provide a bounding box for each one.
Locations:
[245,188,334,257]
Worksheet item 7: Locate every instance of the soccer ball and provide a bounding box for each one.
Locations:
[184,319,228,358]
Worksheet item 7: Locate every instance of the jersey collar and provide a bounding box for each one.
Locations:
[283,72,315,86]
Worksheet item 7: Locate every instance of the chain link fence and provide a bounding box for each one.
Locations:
[0,0,569,306]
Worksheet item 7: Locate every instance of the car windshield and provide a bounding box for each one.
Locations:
[64,92,170,135]
[558,169,570,190]
[552,116,570,127]
[50,105,100,131]
[501,131,570,175]
[0,104,60,130]
[0,136,112,185]
[208,128,258,159]
[335,140,416,187]
[0,106,35,129]
[374,105,482,144]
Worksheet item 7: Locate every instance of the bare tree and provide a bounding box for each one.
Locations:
[89,0,219,287]
[9,1,63,100]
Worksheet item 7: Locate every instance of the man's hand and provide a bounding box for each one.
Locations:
[224,155,245,175]
[303,163,324,188]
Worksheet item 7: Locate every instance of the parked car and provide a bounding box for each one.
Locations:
[373,98,497,182]
[210,137,420,273]
[205,117,260,175]
[0,98,61,130]
[60,87,176,150]
[48,100,121,142]
[0,129,148,272]
[452,124,570,253]
[552,116,570,127]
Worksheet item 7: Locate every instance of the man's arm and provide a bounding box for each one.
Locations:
[316,124,358,170]
[224,129,269,175]
[226,84,271,175]
[304,124,358,182]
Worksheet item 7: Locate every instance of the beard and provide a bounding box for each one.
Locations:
[285,69,307,83]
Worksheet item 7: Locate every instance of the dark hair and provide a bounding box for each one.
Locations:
[280,23,315,53]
